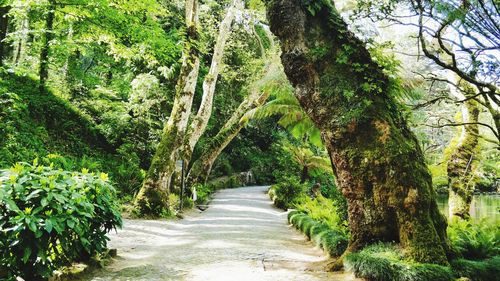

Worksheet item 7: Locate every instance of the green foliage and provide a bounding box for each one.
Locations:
[268,176,306,209]
[450,256,500,281]
[194,175,244,204]
[297,195,347,233]
[344,243,454,281]
[448,220,500,260]
[0,161,122,280]
[287,211,348,257]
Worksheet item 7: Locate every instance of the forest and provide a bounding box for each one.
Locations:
[0,0,498,280]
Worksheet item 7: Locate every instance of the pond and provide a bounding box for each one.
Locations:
[436,194,500,223]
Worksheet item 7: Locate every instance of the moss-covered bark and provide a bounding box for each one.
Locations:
[266,0,450,264]
[134,0,200,216]
[447,98,479,220]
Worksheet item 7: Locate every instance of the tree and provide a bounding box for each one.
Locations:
[447,81,480,220]
[134,0,201,216]
[187,57,278,185]
[38,0,55,92]
[0,1,10,66]
[265,0,450,264]
[182,0,244,166]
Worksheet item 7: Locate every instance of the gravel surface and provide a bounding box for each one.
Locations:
[81,186,358,281]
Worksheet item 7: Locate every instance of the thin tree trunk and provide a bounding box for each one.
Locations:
[0,5,10,66]
[266,0,450,264]
[300,166,308,183]
[187,61,277,184]
[447,81,480,221]
[134,0,201,216]
[39,0,55,93]
[182,0,243,165]
[13,13,28,65]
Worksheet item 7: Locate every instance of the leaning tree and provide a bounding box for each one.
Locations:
[265,0,451,264]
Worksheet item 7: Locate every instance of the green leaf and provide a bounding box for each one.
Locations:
[26,189,43,201]
[23,247,32,263]
[67,220,75,229]
[28,220,37,233]
[4,198,20,212]
[45,219,53,233]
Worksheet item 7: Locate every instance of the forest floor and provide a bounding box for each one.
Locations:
[79,186,358,281]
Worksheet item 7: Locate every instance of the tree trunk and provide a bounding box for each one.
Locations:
[0,5,10,66]
[187,62,277,185]
[182,0,243,165]
[13,7,29,66]
[39,0,55,93]
[447,82,480,221]
[266,0,450,264]
[300,166,308,183]
[134,0,201,216]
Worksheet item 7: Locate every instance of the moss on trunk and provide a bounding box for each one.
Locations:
[447,98,479,221]
[134,0,200,216]
[266,0,450,264]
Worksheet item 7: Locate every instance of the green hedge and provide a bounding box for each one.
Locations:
[0,162,122,280]
[288,210,347,257]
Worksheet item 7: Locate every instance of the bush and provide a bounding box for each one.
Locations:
[270,176,306,209]
[297,195,347,233]
[344,243,454,281]
[0,161,122,280]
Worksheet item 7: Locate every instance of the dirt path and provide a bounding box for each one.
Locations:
[82,186,357,281]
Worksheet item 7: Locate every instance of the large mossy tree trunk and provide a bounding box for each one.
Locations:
[266,0,450,264]
[39,0,55,93]
[134,0,201,216]
[447,82,480,221]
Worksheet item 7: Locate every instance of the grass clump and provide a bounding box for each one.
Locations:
[344,243,454,281]
[450,256,500,281]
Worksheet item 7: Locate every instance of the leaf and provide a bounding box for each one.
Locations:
[45,219,53,233]
[4,198,20,212]
[28,220,37,233]
[23,247,32,263]
[67,220,75,229]
[25,189,43,201]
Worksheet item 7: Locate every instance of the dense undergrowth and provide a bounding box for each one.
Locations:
[0,70,145,196]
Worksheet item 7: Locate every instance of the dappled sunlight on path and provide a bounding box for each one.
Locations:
[81,186,357,281]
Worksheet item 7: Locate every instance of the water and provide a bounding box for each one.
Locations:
[436,194,500,223]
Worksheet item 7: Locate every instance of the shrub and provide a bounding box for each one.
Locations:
[318,230,348,257]
[271,176,306,209]
[448,220,499,260]
[0,161,122,280]
[287,211,347,257]
[297,195,347,233]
